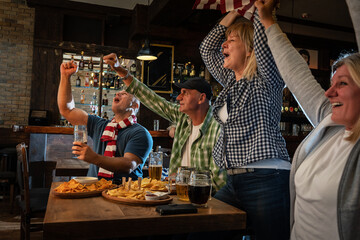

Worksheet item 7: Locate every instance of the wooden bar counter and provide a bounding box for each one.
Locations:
[44,182,246,239]
[25,125,170,137]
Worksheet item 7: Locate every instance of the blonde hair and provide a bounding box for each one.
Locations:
[226,18,257,80]
[332,52,360,143]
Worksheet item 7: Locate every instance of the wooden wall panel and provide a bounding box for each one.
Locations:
[34,6,62,41]
[30,47,62,125]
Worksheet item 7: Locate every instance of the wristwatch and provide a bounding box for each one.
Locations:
[118,70,130,81]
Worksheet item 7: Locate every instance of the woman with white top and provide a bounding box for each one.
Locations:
[256,0,360,239]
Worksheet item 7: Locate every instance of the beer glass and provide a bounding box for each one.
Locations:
[175,167,194,201]
[74,125,88,144]
[188,170,212,207]
[73,125,87,158]
[148,152,163,180]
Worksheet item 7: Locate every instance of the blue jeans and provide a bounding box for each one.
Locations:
[214,169,290,240]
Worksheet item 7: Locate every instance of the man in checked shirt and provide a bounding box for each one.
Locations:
[104,53,225,191]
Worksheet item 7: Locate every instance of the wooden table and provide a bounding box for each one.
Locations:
[55,158,90,177]
[43,182,246,239]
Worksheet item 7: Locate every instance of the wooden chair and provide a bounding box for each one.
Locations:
[16,142,57,240]
[0,147,17,212]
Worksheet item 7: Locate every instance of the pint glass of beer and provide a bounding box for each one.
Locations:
[175,167,194,201]
[148,152,163,180]
[188,170,212,207]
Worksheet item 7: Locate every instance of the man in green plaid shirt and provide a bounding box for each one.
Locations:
[104,53,225,190]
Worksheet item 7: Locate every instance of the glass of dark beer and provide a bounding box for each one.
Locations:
[188,170,212,208]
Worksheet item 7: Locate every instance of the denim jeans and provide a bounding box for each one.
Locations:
[214,169,290,240]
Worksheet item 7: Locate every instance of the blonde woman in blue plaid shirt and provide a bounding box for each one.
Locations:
[200,9,290,240]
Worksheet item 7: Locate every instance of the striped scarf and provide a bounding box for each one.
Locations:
[97,115,137,178]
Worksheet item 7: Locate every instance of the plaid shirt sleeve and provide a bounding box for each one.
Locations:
[253,11,283,88]
[125,77,182,123]
[199,24,234,88]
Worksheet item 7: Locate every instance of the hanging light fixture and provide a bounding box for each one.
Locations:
[137,0,157,61]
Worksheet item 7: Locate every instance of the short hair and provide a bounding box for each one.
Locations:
[226,18,257,80]
[299,49,310,65]
[331,52,360,142]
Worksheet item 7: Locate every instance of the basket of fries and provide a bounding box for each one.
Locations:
[102,177,172,205]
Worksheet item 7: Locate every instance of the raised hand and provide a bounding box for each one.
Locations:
[103,53,121,71]
[60,60,78,78]
[104,53,133,86]
[255,0,277,29]
[219,9,241,27]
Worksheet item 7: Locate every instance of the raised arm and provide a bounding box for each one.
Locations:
[253,7,283,87]
[256,0,331,125]
[199,12,235,87]
[58,61,88,125]
[104,53,183,123]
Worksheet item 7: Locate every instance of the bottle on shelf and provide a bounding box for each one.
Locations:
[199,65,205,78]
[90,91,98,115]
[93,73,99,88]
[189,64,196,77]
[84,72,90,87]
[173,63,181,83]
[90,73,94,88]
[182,63,189,82]
[106,75,111,89]
[102,93,108,106]
[80,90,85,104]
[102,111,109,120]
[91,107,97,115]
[91,92,97,105]
[114,76,120,89]
[130,63,137,75]
[110,75,115,89]
[88,57,93,70]
[79,51,85,70]
[76,76,81,87]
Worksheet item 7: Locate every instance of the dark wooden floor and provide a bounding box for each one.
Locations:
[0,196,42,240]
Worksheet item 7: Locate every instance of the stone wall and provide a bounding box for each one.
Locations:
[0,0,34,128]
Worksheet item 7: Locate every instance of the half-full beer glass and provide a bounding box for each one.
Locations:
[149,152,163,180]
[175,167,194,201]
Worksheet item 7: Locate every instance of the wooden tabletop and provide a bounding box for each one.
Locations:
[44,182,246,240]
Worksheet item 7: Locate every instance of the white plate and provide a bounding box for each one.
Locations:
[73,177,98,185]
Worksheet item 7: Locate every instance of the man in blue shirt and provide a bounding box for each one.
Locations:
[58,60,152,184]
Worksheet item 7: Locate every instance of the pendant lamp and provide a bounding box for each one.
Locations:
[137,38,157,61]
[137,0,157,61]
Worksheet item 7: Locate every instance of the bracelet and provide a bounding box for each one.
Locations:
[118,70,130,81]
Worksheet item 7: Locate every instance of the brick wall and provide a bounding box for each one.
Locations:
[0,0,34,128]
